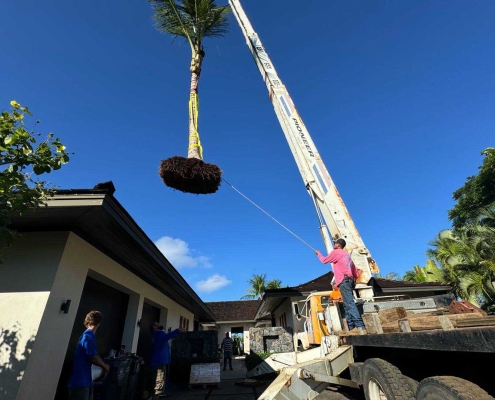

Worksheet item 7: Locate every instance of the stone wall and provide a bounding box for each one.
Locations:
[249,327,294,354]
[170,331,219,384]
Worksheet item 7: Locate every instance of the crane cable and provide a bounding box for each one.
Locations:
[222,178,317,252]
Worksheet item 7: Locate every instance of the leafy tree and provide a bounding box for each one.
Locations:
[241,274,283,299]
[266,279,282,289]
[242,274,266,300]
[403,261,443,282]
[449,148,495,229]
[0,101,70,254]
[403,269,423,282]
[427,209,495,308]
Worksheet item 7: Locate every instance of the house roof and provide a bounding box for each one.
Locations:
[206,300,261,322]
[8,182,216,322]
[256,271,451,320]
[268,271,449,294]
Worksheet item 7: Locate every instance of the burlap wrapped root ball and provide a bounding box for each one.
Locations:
[159,156,222,194]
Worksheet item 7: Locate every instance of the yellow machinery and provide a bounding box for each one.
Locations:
[296,290,343,348]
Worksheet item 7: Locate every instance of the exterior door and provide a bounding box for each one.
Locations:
[56,276,129,400]
[136,302,161,364]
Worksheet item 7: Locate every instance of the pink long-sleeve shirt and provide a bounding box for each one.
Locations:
[317,249,358,286]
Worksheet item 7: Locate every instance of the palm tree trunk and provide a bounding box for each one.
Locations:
[188,47,204,160]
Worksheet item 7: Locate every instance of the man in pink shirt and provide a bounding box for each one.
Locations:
[315,238,366,334]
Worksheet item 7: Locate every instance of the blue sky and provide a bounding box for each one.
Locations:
[1,0,493,301]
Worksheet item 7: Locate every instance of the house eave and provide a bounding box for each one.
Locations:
[214,320,256,324]
[8,189,216,322]
[380,286,450,293]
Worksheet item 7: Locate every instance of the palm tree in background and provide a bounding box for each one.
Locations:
[266,279,282,289]
[149,0,231,194]
[242,274,267,300]
[374,272,400,280]
[427,208,495,308]
[241,275,283,299]
[403,260,442,283]
[403,270,423,282]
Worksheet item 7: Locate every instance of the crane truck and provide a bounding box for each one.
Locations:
[228,1,495,399]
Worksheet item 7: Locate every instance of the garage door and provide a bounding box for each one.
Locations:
[56,276,129,399]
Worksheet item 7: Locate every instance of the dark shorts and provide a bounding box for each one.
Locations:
[69,386,93,400]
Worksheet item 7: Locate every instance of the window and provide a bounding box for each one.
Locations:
[279,312,287,328]
[180,315,190,331]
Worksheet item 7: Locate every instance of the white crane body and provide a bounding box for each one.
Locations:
[229,0,378,296]
[227,5,495,400]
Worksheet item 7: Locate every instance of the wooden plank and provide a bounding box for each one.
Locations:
[399,320,412,333]
[342,318,349,334]
[400,313,485,332]
[362,314,378,334]
[343,327,495,353]
[381,321,400,333]
[456,316,495,328]
[439,316,454,331]
[372,313,384,334]
[378,307,407,325]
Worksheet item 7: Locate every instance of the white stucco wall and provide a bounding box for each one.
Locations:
[272,296,306,350]
[0,232,69,400]
[1,231,194,400]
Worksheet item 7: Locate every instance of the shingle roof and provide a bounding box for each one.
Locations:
[206,300,261,322]
[373,278,449,288]
[266,271,449,294]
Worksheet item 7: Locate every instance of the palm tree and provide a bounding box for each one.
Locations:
[403,260,442,282]
[403,269,422,282]
[374,272,400,280]
[242,274,267,300]
[150,0,231,194]
[266,279,282,289]
[427,208,495,307]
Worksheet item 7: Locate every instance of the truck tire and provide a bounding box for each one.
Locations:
[362,358,415,400]
[406,377,419,396]
[416,376,494,400]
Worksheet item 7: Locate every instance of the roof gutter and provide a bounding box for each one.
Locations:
[380,286,450,293]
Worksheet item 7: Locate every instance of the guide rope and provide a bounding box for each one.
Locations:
[222,178,317,252]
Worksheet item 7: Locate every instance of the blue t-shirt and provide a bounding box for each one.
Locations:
[150,329,179,367]
[68,329,98,388]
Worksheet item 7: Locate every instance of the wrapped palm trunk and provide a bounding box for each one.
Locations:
[159,48,222,194]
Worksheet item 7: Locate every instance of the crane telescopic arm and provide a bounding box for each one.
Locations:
[229,0,378,297]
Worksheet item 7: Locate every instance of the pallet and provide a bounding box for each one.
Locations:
[188,382,221,390]
[362,307,495,335]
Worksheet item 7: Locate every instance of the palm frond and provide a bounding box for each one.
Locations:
[149,0,230,50]
[266,279,282,289]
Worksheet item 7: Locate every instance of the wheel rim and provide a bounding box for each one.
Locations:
[368,378,388,400]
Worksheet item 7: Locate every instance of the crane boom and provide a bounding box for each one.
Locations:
[229,0,378,296]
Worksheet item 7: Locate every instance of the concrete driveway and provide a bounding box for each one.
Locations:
[163,356,362,400]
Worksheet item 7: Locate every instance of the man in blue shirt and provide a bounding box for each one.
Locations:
[68,311,110,400]
[146,323,181,399]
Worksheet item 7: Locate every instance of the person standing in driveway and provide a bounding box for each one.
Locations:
[315,238,366,334]
[68,311,110,400]
[221,332,233,371]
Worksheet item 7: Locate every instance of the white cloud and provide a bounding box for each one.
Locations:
[196,275,232,293]
[154,236,212,269]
